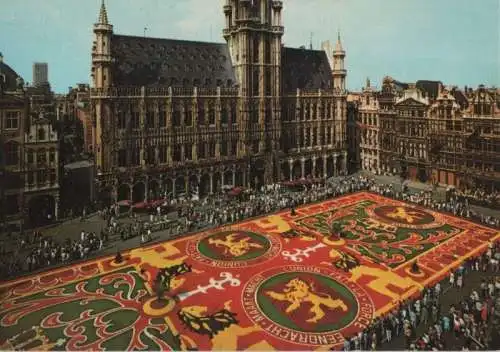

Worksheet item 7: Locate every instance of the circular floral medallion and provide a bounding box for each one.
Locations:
[366,204,443,230]
[242,265,374,346]
[186,230,281,268]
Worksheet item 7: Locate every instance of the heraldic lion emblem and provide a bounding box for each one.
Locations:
[208,233,264,257]
[266,278,348,323]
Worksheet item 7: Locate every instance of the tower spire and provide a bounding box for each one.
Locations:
[332,29,346,91]
[98,0,109,24]
[335,30,344,52]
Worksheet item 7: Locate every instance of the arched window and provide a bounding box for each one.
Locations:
[5,141,19,165]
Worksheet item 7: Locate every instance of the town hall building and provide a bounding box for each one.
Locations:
[90,0,348,204]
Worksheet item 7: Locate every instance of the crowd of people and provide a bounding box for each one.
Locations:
[401,189,500,228]
[0,174,498,278]
[0,172,499,352]
[455,188,500,210]
[340,242,499,351]
[0,229,107,277]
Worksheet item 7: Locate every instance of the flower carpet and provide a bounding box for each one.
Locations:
[1,192,498,350]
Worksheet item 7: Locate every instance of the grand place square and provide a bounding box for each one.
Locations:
[0,0,499,350]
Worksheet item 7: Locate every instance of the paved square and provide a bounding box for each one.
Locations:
[1,192,498,350]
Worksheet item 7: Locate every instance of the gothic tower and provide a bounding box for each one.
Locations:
[91,0,113,173]
[332,32,348,170]
[92,0,112,89]
[223,0,283,97]
[332,32,346,91]
[223,0,284,184]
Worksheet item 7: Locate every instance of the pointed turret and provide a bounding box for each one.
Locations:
[92,0,113,89]
[332,31,346,91]
[98,0,109,24]
[334,31,344,53]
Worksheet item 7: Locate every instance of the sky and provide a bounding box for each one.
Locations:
[1,0,498,93]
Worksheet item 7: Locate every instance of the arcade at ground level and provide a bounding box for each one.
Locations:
[99,153,347,204]
[0,192,498,350]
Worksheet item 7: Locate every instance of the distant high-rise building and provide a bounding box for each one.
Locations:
[1,57,60,231]
[33,62,48,86]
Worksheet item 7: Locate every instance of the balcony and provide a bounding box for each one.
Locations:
[91,54,111,63]
[93,23,113,32]
[90,86,239,99]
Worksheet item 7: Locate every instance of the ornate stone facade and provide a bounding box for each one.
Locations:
[1,53,60,230]
[23,111,60,224]
[0,54,27,230]
[90,1,348,204]
[358,79,379,173]
[355,77,500,190]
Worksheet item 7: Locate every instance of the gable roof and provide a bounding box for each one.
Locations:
[416,80,442,100]
[392,80,409,92]
[0,92,25,105]
[451,89,469,109]
[111,35,236,88]
[395,96,429,107]
[281,47,332,93]
[0,61,23,92]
